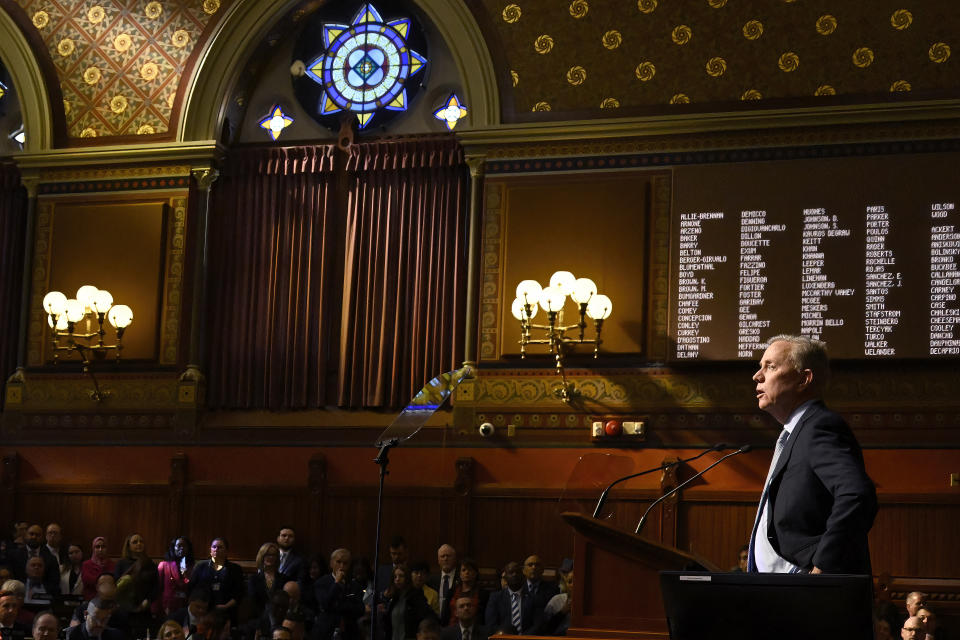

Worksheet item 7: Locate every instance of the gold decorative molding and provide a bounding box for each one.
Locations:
[16,373,180,411]
[37,165,194,183]
[14,141,222,172]
[478,182,503,361]
[26,200,55,367]
[159,196,187,365]
[458,103,960,159]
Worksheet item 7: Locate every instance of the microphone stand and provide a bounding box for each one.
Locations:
[369,438,397,640]
[635,445,752,535]
[592,444,726,519]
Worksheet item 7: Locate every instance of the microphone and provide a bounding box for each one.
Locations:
[592,443,727,519]
[634,444,753,534]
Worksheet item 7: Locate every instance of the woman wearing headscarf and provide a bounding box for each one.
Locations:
[80,536,115,600]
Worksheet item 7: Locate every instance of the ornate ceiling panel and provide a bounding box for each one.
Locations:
[471,0,959,120]
[10,0,228,140]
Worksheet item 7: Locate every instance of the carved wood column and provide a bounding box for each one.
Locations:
[462,156,485,369]
[658,456,679,548]
[452,457,474,555]
[169,453,187,539]
[0,453,19,530]
[308,453,327,552]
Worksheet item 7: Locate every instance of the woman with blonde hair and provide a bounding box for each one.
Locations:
[247,542,290,619]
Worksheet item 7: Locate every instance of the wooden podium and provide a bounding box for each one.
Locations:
[562,512,721,640]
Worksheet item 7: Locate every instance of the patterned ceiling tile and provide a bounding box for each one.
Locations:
[475,0,960,120]
[11,0,229,141]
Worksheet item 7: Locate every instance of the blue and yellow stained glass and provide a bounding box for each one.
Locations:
[303,3,427,129]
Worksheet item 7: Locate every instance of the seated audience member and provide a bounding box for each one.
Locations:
[300,555,325,615]
[904,616,927,640]
[447,560,486,628]
[731,545,749,573]
[249,543,290,620]
[416,619,441,640]
[168,589,211,634]
[381,565,435,640]
[432,545,458,627]
[283,580,313,631]
[314,548,364,640]
[159,620,187,640]
[522,555,558,625]
[875,601,901,640]
[67,597,123,640]
[440,597,489,640]
[69,575,130,637]
[376,537,409,596]
[282,612,306,640]
[272,626,292,640]
[348,557,373,640]
[485,562,542,636]
[158,537,195,616]
[23,556,54,612]
[10,526,60,594]
[2,579,32,627]
[11,523,27,550]
[916,607,939,640]
[410,563,439,616]
[245,590,289,640]
[62,544,85,597]
[192,538,244,625]
[80,538,115,601]
[907,592,928,618]
[31,611,59,640]
[556,560,572,594]
[543,568,573,636]
[0,586,30,640]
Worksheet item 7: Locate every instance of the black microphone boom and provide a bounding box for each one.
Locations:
[634,445,752,535]
[592,443,727,519]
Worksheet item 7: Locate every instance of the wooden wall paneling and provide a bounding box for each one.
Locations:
[0,453,18,531]
[451,457,474,556]
[307,453,327,555]
[469,493,575,570]
[868,502,960,578]
[676,500,756,571]
[16,488,169,556]
[183,489,307,559]
[168,452,186,543]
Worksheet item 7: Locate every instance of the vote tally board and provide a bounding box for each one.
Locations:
[669,153,959,361]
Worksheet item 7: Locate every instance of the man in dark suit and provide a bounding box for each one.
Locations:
[313,548,364,640]
[484,562,542,635]
[10,525,60,593]
[748,334,877,574]
[277,527,306,584]
[521,555,558,614]
[442,597,489,640]
[0,589,30,640]
[66,598,124,640]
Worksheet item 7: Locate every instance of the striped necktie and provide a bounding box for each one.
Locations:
[510,590,522,633]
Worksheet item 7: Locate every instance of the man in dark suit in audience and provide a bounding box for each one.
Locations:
[431,545,458,627]
[484,562,542,635]
[66,598,124,640]
[442,597,489,640]
[10,525,59,593]
[522,556,558,609]
[0,588,30,640]
[375,536,409,596]
[313,548,364,640]
[277,527,306,584]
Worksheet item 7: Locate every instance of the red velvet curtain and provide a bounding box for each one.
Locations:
[0,162,26,400]
[206,145,339,410]
[338,137,468,408]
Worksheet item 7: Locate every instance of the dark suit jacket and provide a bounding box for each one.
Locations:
[440,622,491,640]
[66,625,125,640]
[484,587,542,635]
[279,550,306,583]
[313,574,365,640]
[765,401,877,573]
[10,545,61,594]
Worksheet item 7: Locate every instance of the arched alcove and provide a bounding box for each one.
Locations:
[0,8,53,152]
[178,0,498,143]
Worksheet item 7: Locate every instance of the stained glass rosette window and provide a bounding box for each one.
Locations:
[302,3,427,130]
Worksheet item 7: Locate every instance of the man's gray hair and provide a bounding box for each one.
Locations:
[765,334,830,388]
[1,580,24,598]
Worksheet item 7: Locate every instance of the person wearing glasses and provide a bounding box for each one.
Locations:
[903,616,927,640]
